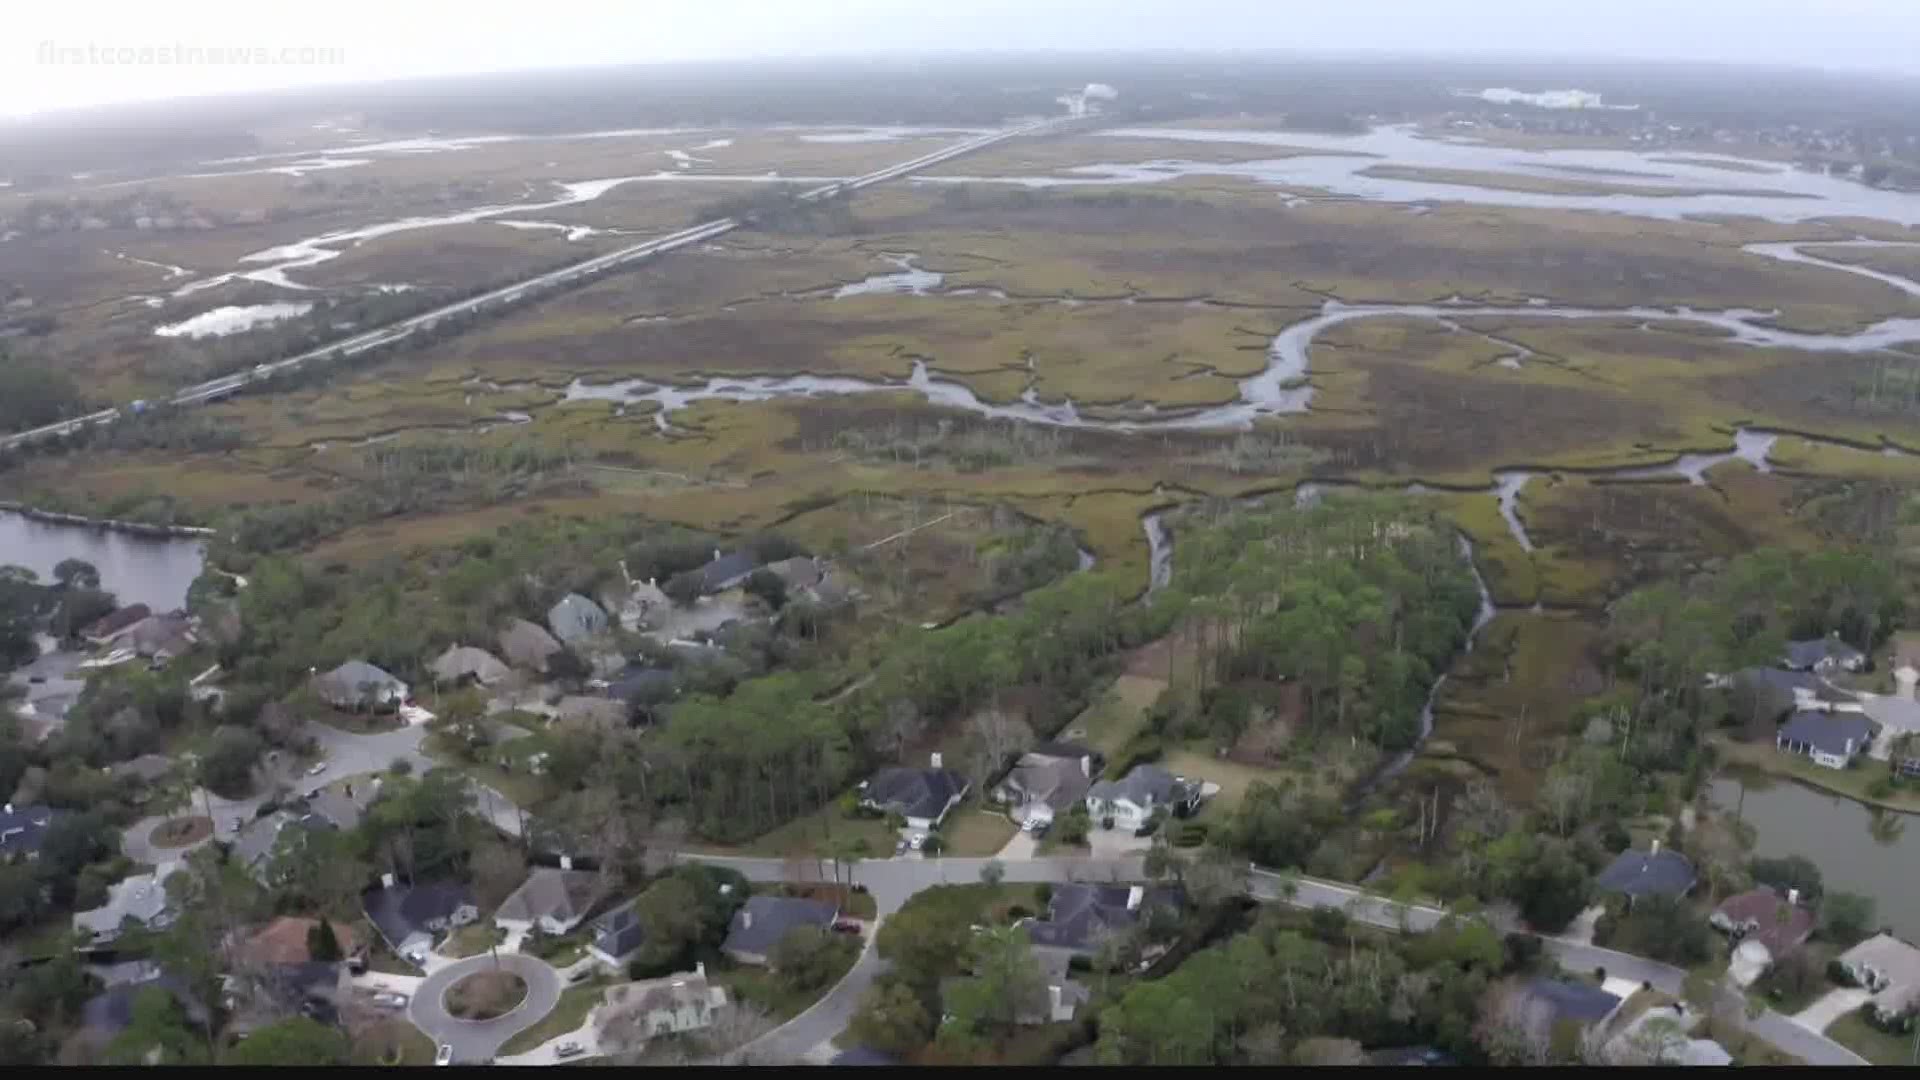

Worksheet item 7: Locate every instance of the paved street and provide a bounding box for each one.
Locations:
[305,720,526,837]
[408,952,562,1064]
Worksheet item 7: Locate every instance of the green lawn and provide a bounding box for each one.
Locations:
[941,808,1018,856]
[888,883,1049,929]
[1826,1010,1918,1067]
[724,802,898,859]
[755,883,879,920]
[1065,675,1167,759]
[498,980,610,1056]
[714,940,859,1021]
[351,1019,438,1066]
[423,738,560,810]
[444,923,507,959]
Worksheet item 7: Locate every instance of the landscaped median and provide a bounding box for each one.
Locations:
[497,978,612,1056]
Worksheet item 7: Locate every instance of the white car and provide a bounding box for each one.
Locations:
[556,1042,584,1059]
[372,991,409,1009]
[306,761,328,777]
[907,833,926,851]
[435,1044,454,1066]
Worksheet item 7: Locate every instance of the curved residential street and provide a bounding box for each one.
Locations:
[670,854,1865,1067]
[409,952,563,1064]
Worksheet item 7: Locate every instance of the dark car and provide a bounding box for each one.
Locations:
[832,921,864,936]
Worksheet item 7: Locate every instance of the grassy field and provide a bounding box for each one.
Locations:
[723,802,898,859]
[498,979,612,1056]
[1062,674,1168,759]
[940,808,1019,856]
[1826,1010,1918,1067]
[444,923,508,959]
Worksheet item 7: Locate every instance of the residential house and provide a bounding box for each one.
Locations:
[1086,764,1199,832]
[74,864,178,946]
[859,757,969,830]
[1713,888,1814,986]
[1837,934,1920,1025]
[1719,667,1858,718]
[494,868,600,936]
[1523,976,1625,1032]
[313,660,409,711]
[229,812,295,881]
[601,964,728,1041]
[429,645,510,687]
[547,593,610,647]
[83,603,151,644]
[765,556,826,593]
[941,947,1090,1025]
[78,974,208,1049]
[1023,883,1185,958]
[497,618,564,672]
[363,879,478,963]
[121,613,196,662]
[0,802,59,861]
[1776,709,1875,769]
[301,778,379,831]
[694,549,760,595]
[588,904,645,968]
[1782,634,1867,674]
[238,916,359,967]
[554,695,629,732]
[721,896,838,966]
[1595,841,1696,905]
[997,749,1093,827]
[609,578,672,631]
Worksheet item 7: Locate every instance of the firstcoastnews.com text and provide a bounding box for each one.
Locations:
[36,41,346,67]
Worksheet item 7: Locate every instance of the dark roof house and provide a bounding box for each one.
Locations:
[697,550,761,594]
[607,666,676,707]
[1024,883,1185,954]
[859,763,969,826]
[0,802,59,859]
[1777,709,1875,766]
[721,896,838,964]
[1783,635,1867,672]
[80,976,209,1042]
[590,904,645,965]
[1524,977,1623,1026]
[363,880,477,957]
[1595,842,1696,901]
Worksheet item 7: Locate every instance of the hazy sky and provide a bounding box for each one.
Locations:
[10,0,1920,115]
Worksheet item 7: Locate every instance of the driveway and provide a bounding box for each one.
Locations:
[408,952,563,1064]
[121,813,216,865]
[1793,987,1872,1034]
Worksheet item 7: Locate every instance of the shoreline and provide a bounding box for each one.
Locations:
[0,502,215,539]
[1714,736,1920,816]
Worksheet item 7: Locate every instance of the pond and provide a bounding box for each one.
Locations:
[1708,772,1920,941]
[0,511,207,611]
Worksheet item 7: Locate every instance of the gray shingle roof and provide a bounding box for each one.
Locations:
[1087,764,1183,809]
[722,895,837,958]
[430,645,510,686]
[1024,883,1184,952]
[862,767,968,821]
[1778,710,1875,758]
[497,618,563,671]
[314,660,407,707]
[363,881,473,948]
[494,868,598,926]
[1784,636,1865,670]
[1595,847,1697,899]
[592,904,645,960]
[1525,978,1622,1024]
[82,976,208,1037]
[547,594,609,645]
[698,551,760,593]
